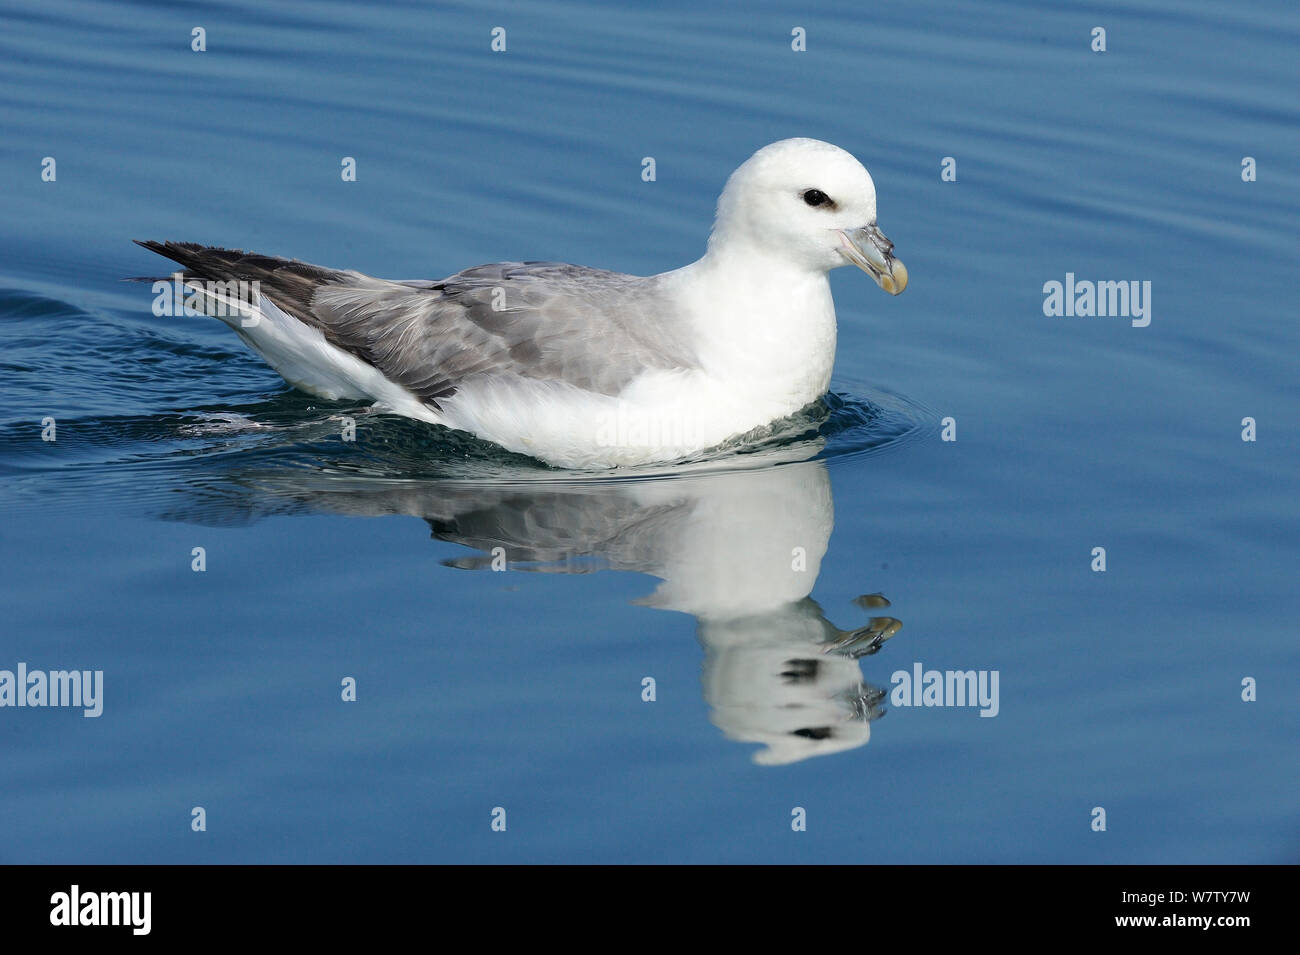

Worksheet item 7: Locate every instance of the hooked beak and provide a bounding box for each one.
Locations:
[839,225,908,295]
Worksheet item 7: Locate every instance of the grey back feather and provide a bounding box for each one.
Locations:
[135,242,698,408]
[312,262,698,406]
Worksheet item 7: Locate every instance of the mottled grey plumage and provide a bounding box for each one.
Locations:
[135,241,698,408]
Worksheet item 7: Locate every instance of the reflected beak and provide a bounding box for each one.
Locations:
[839,225,908,295]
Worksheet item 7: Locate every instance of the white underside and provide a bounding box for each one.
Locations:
[214,279,836,470]
[223,294,416,407]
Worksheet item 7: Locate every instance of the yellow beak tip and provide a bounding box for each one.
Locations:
[882,261,908,295]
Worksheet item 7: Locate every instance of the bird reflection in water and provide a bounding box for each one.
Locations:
[180,440,904,764]
[373,458,900,764]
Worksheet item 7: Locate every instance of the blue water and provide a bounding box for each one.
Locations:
[1,0,1296,863]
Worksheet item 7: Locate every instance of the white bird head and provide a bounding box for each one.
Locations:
[710,138,907,294]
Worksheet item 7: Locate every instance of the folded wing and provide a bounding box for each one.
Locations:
[136,241,697,409]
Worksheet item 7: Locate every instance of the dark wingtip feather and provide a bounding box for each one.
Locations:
[134,239,227,269]
[132,239,346,326]
[134,239,200,257]
[129,241,192,281]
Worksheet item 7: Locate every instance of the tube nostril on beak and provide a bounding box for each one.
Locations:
[840,226,907,295]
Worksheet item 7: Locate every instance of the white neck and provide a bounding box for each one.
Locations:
[665,242,838,417]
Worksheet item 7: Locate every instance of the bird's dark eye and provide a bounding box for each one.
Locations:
[802,189,832,208]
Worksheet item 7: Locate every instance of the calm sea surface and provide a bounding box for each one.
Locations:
[0,0,1296,862]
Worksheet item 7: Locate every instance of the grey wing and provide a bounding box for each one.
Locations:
[132,243,697,410]
[309,262,698,407]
